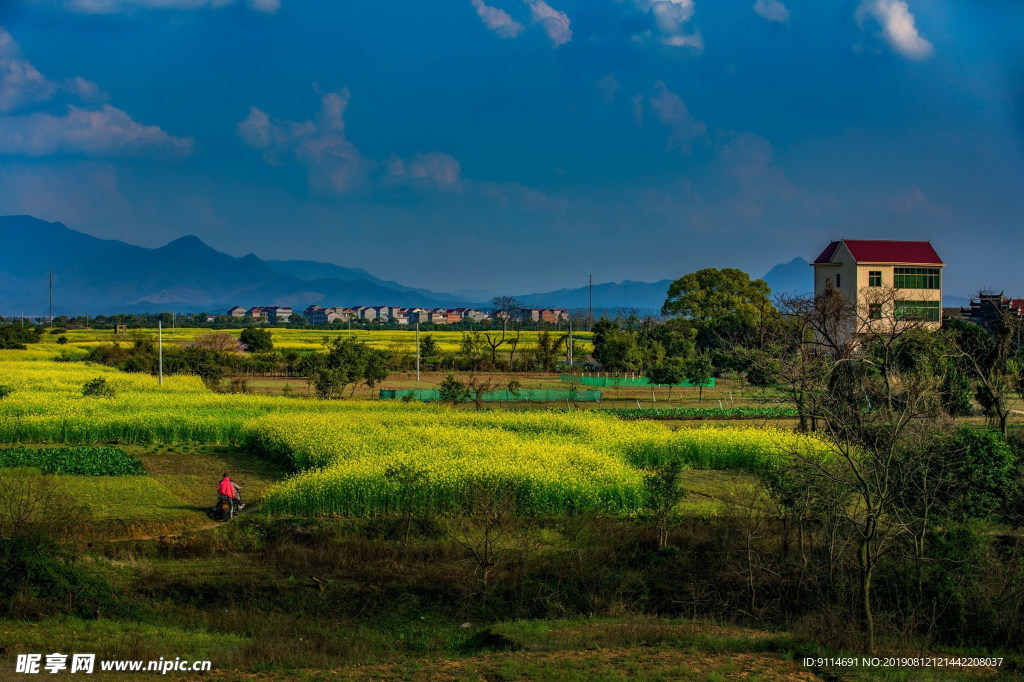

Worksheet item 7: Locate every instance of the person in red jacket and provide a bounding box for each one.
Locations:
[217,473,244,509]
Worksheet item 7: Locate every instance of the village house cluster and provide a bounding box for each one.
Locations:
[224,305,570,326]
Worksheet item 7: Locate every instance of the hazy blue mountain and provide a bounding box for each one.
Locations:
[761,257,812,297]
[509,280,673,313]
[0,216,456,315]
[265,259,468,303]
[3,215,871,317]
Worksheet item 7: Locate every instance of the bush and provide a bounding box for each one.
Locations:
[82,377,115,398]
[56,335,69,345]
[0,385,12,400]
[939,426,1017,521]
[0,325,42,350]
[0,471,125,619]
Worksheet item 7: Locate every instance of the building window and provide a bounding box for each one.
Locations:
[836,273,841,288]
[894,267,940,290]
[895,300,940,322]
[868,271,882,287]
[868,303,882,320]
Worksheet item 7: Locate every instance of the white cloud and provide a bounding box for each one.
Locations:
[0,27,194,158]
[471,0,524,39]
[51,0,277,13]
[753,0,789,23]
[646,81,707,152]
[0,104,194,157]
[63,76,108,103]
[0,27,57,113]
[525,0,572,47]
[633,0,702,49]
[388,152,463,192]
[238,90,364,194]
[240,91,464,195]
[856,0,933,60]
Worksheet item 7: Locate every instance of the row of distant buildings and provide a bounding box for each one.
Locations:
[225,305,570,326]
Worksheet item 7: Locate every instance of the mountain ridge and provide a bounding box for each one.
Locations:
[2,215,933,316]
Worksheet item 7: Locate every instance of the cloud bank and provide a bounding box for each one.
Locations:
[238,90,463,194]
[0,27,193,157]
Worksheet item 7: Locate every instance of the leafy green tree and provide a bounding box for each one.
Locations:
[438,374,470,406]
[533,331,560,371]
[646,357,686,400]
[684,351,713,402]
[643,460,687,548]
[419,334,438,361]
[240,327,273,353]
[592,325,642,372]
[306,336,391,398]
[662,268,774,349]
[459,331,484,370]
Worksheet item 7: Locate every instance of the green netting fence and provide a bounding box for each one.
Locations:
[380,388,603,402]
[560,374,715,388]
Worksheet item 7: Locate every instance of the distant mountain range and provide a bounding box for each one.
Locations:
[761,257,812,297]
[0,215,963,316]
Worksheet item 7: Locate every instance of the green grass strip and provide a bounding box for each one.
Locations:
[601,407,799,420]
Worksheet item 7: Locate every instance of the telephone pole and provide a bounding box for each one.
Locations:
[568,317,573,368]
[415,321,421,382]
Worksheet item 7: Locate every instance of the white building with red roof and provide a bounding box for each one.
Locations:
[812,239,945,330]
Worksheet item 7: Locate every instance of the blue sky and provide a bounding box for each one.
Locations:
[0,0,1021,296]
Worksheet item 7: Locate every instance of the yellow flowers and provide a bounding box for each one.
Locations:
[1,347,825,517]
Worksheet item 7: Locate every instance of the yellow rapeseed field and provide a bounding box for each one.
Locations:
[0,346,827,516]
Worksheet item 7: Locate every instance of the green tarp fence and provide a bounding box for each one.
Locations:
[559,374,715,388]
[380,388,603,402]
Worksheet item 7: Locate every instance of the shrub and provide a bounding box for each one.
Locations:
[0,325,42,350]
[56,335,69,345]
[0,385,12,400]
[82,377,115,398]
[938,426,1017,521]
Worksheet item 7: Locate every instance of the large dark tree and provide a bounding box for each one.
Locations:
[662,268,775,349]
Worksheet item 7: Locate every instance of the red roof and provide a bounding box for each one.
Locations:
[813,239,942,265]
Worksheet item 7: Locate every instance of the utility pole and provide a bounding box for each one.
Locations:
[415,321,421,382]
[48,269,53,329]
[568,317,573,368]
[158,321,164,386]
[588,274,593,331]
